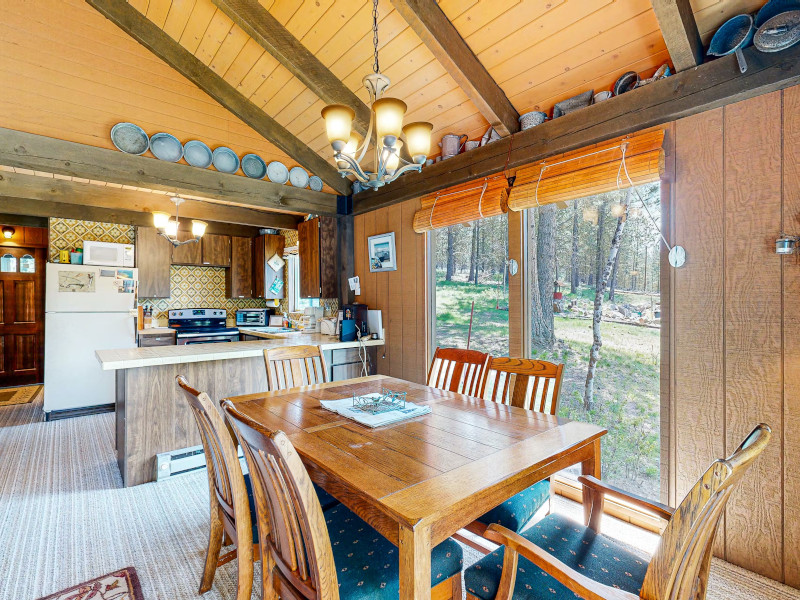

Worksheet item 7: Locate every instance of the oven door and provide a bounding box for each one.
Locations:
[177,334,239,345]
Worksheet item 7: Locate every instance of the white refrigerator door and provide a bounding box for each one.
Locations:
[46,263,138,313]
[43,312,136,412]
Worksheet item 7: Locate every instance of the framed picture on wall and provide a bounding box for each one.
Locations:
[368,232,397,272]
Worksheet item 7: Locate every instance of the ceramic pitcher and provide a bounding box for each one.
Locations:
[439,134,468,159]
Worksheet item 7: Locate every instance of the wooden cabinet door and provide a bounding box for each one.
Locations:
[170,231,202,265]
[318,216,338,298]
[136,227,172,298]
[298,218,320,298]
[226,236,253,298]
[201,234,231,267]
[254,234,285,299]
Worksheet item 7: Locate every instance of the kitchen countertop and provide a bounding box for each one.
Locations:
[136,327,176,336]
[96,333,384,371]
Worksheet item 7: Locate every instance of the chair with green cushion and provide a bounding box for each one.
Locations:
[464,424,771,600]
[222,399,465,600]
[463,358,564,541]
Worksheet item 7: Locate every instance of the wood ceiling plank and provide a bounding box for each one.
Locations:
[163,0,197,39]
[177,0,217,53]
[194,8,235,65]
[211,0,371,136]
[390,0,520,136]
[693,0,764,39]
[268,0,304,24]
[296,0,364,57]
[0,127,338,215]
[87,0,350,194]
[129,0,150,13]
[283,0,334,40]
[352,43,800,212]
[651,0,703,71]
[208,23,250,75]
[220,37,266,85]
[146,0,173,28]
[236,49,281,98]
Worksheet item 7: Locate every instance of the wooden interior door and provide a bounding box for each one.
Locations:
[0,246,45,386]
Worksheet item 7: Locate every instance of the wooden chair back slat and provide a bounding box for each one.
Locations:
[427,347,490,397]
[222,400,340,600]
[479,357,564,414]
[264,345,329,391]
[640,424,772,600]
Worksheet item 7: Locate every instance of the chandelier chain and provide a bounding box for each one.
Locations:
[372,0,379,74]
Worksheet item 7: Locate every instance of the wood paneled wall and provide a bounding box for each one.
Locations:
[353,199,428,384]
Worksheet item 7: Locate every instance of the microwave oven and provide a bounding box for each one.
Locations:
[82,241,135,267]
[235,308,275,327]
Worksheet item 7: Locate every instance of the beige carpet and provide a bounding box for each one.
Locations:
[0,394,797,600]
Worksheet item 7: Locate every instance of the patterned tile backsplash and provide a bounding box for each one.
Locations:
[48,217,135,262]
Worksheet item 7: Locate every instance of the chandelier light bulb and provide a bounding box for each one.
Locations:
[385,139,403,174]
[403,121,433,164]
[373,97,407,146]
[164,219,178,237]
[152,211,170,229]
[321,104,355,151]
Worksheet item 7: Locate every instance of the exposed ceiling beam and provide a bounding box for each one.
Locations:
[651,0,703,72]
[210,0,371,138]
[85,0,351,196]
[0,127,338,217]
[353,43,800,213]
[390,0,519,137]
[0,171,301,231]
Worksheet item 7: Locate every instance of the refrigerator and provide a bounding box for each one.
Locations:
[44,263,138,414]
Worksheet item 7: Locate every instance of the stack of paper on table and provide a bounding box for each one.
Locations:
[320,394,431,428]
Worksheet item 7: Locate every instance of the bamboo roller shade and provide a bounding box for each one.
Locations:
[413,176,510,233]
[507,129,665,211]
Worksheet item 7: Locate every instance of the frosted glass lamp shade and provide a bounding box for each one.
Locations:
[191,220,208,237]
[321,104,355,151]
[373,97,407,145]
[403,121,433,163]
[152,211,171,229]
[164,220,178,237]
[385,140,403,174]
[338,132,362,169]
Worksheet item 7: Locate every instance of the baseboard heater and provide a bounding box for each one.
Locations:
[155,444,245,481]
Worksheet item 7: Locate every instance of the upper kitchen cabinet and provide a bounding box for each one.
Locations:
[253,233,285,300]
[226,236,253,299]
[298,217,337,299]
[136,227,171,298]
[170,231,202,265]
[201,234,231,267]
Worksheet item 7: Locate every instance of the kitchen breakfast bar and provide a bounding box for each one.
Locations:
[96,333,384,487]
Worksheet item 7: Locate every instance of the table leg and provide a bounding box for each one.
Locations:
[399,524,432,600]
[581,438,602,525]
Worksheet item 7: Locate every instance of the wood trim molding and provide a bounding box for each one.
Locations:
[0,127,335,217]
[84,0,351,196]
[353,43,800,214]
[651,0,703,72]
[389,0,519,137]
[210,0,371,138]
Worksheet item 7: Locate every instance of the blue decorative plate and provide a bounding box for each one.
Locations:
[241,153,267,179]
[308,175,323,191]
[111,123,149,155]
[183,140,213,168]
[149,133,183,162]
[289,166,309,188]
[267,161,289,184]
[212,146,240,174]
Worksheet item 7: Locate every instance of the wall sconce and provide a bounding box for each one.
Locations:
[776,234,800,255]
[2,226,15,239]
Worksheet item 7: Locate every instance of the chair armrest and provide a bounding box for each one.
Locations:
[483,524,640,600]
[578,475,674,522]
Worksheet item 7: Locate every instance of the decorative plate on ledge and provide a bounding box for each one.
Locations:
[183,140,213,168]
[111,123,149,155]
[149,133,184,162]
[267,161,289,184]
[212,146,240,174]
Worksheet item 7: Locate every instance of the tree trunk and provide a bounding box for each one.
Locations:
[445,227,455,281]
[584,201,628,410]
[594,201,607,292]
[570,201,579,294]
[468,224,478,283]
[608,246,621,301]
[534,204,556,348]
[529,210,547,346]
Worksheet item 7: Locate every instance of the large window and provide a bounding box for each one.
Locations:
[431,213,509,356]
[528,183,662,499]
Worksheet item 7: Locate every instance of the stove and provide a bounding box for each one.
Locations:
[168,308,240,345]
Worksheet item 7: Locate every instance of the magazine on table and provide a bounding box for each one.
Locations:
[320,394,431,428]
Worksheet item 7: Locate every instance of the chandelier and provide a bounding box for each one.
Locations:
[321,0,433,190]
[151,197,207,247]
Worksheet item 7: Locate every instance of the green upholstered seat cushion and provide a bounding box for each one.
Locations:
[313,483,340,511]
[465,513,648,600]
[476,480,550,533]
[324,504,463,600]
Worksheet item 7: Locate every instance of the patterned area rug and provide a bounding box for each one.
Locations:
[36,567,143,600]
[0,385,42,407]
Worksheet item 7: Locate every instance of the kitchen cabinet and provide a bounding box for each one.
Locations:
[201,234,231,267]
[226,236,253,298]
[170,231,202,265]
[136,227,171,298]
[137,331,176,347]
[298,216,337,299]
[253,233,285,300]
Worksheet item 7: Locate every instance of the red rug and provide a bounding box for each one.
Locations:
[36,567,143,600]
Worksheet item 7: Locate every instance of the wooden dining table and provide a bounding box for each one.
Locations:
[225,375,606,600]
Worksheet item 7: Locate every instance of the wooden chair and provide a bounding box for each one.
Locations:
[460,358,565,546]
[221,400,465,600]
[176,375,258,600]
[427,346,490,397]
[263,345,328,391]
[464,423,772,600]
